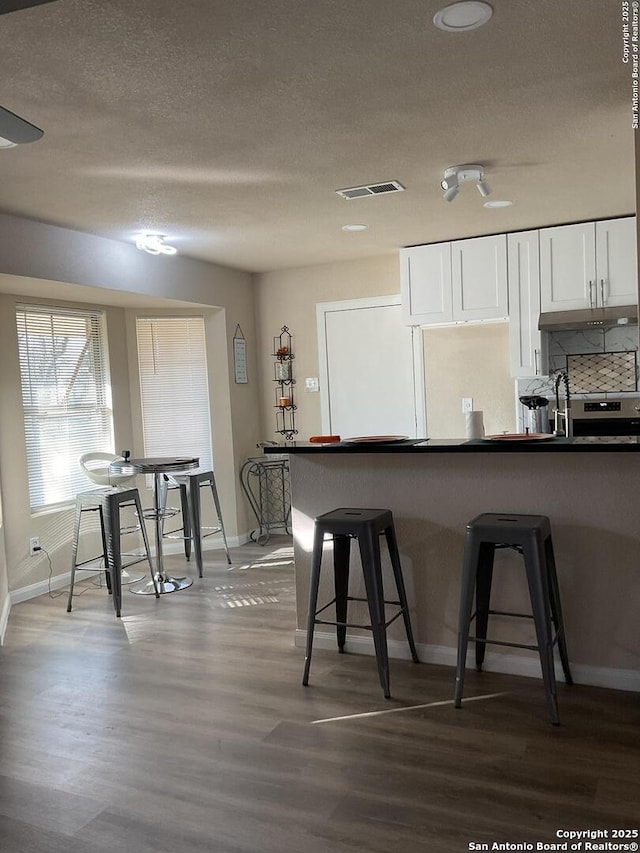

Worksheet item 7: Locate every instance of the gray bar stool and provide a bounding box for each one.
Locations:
[455,513,572,724]
[303,507,419,698]
[67,487,158,617]
[162,469,231,576]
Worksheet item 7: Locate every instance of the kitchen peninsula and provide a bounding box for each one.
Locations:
[266,440,640,694]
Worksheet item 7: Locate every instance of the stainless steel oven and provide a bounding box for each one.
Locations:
[571,397,640,437]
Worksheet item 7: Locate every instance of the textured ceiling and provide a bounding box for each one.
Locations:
[0,0,634,273]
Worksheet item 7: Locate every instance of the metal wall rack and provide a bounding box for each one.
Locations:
[272,326,298,440]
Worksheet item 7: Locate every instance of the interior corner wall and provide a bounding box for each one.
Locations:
[0,215,262,603]
[254,254,400,442]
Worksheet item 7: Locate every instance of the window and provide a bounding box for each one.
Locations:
[136,317,212,469]
[16,305,113,512]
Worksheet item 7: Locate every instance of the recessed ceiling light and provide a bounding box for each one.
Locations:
[484,200,513,208]
[341,224,368,232]
[433,1,493,32]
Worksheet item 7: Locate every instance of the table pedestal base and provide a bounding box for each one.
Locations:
[130,574,193,595]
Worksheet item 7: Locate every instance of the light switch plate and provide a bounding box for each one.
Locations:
[305,377,319,392]
[462,397,473,413]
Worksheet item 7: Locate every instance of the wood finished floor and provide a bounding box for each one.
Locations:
[1,536,638,853]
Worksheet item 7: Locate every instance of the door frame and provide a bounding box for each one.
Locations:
[316,294,427,437]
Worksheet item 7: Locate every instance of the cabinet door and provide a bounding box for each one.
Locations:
[400,243,452,326]
[540,222,596,311]
[507,230,542,377]
[595,217,638,307]
[451,234,508,322]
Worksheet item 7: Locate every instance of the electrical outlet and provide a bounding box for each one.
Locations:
[462,397,474,413]
[29,537,40,555]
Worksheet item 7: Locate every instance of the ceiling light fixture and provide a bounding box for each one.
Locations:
[440,164,491,203]
[440,172,460,202]
[0,135,18,149]
[433,1,493,32]
[341,224,368,232]
[484,200,513,208]
[476,177,491,197]
[135,233,178,256]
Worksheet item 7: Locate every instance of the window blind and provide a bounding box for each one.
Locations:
[136,317,212,470]
[16,305,113,512]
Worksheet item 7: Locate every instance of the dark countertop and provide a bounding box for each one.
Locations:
[263,436,640,454]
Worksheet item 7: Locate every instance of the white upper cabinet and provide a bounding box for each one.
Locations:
[400,234,508,326]
[595,217,638,307]
[402,216,636,330]
[451,234,508,322]
[540,217,637,311]
[400,242,452,325]
[507,230,542,377]
[539,222,596,311]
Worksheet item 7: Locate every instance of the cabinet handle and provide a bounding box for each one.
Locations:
[600,278,607,306]
[534,348,540,376]
[589,280,595,308]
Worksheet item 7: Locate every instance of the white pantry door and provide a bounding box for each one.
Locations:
[317,296,426,438]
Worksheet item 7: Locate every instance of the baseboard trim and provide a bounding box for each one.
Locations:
[8,531,255,608]
[293,629,640,693]
[0,593,11,645]
[10,570,79,605]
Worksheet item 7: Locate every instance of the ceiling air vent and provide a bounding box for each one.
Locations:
[336,180,405,200]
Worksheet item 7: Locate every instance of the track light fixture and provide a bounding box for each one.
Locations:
[440,164,491,202]
[476,177,491,197]
[440,172,459,202]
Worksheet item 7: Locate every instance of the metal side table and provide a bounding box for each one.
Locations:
[240,454,291,544]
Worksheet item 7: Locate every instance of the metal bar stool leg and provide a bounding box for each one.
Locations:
[303,525,326,686]
[333,534,351,652]
[207,476,232,565]
[187,476,204,579]
[104,498,124,618]
[544,535,573,685]
[67,497,85,612]
[179,484,191,561]
[474,543,495,671]
[523,537,560,725]
[358,528,390,699]
[99,505,112,593]
[455,529,483,708]
[383,524,419,662]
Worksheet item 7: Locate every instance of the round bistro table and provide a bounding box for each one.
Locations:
[109,456,199,594]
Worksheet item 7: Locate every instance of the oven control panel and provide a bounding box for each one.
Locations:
[583,401,622,413]
[574,398,639,418]
[572,397,640,435]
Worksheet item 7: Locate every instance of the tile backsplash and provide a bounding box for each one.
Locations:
[515,323,639,429]
[547,325,639,376]
[566,351,637,393]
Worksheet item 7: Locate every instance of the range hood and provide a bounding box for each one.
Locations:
[538,305,638,331]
